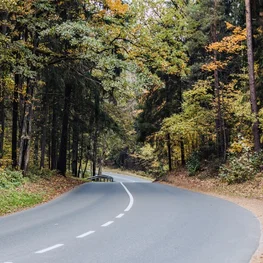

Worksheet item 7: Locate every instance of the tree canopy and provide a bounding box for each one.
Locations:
[0,0,262,182]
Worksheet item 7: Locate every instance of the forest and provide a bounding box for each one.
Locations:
[0,0,263,185]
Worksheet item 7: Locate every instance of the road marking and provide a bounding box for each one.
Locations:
[116,213,124,218]
[4,262,13,263]
[35,244,64,254]
[76,231,95,238]
[120,182,134,212]
[101,221,114,227]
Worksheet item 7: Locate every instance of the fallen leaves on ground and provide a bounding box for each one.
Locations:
[158,169,263,200]
[23,175,85,202]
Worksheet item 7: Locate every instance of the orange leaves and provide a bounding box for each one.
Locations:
[105,0,129,16]
[95,0,129,18]
[202,61,228,71]
[203,22,247,72]
[207,24,246,54]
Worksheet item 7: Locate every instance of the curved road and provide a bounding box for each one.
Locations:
[0,173,260,263]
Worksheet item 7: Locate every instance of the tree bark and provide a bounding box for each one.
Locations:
[212,0,226,158]
[245,0,261,152]
[51,97,58,170]
[0,80,4,158]
[167,133,172,172]
[34,134,39,165]
[78,132,84,177]
[71,114,79,177]
[40,85,49,168]
[180,140,185,166]
[18,79,34,173]
[92,88,100,176]
[0,11,7,159]
[57,83,72,175]
[12,74,20,168]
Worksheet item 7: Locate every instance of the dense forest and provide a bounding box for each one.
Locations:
[0,0,263,184]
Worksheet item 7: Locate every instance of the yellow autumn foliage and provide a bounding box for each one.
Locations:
[0,0,17,10]
[207,23,246,54]
[228,137,253,154]
[202,60,228,71]
[105,0,129,16]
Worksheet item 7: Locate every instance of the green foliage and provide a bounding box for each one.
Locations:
[0,190,43,215]
[186,151,201,176]
[27,166,56,180]
[0,169,24,189]
[219,151,263,184]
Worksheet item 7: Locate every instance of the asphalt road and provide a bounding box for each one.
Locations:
[0,173,260,263]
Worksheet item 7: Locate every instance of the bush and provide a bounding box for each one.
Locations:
[219,151,263,184]
[0,190,43,215]
[27,166,56,180]
[0,169,24,189]
[186,151,201,176]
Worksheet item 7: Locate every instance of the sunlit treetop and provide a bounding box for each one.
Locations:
[0,0,17,11]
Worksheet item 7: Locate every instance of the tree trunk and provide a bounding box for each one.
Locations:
[180,140,185,166]
[19,79,34,173]
[245,0,261,152]
[167,133,172,171]
[51,97,58,170]
[57,83,72,175]
[92,131,98,176]
[67,122,71,172]
[212,0,225,158]
[12,74,21,168]
[40,85,49,168]
[0,80,4,158]
[92,88,100,176]
[83,158,89,177]
[0,11,8,159]
[71,114,79,177]
[34,134,39,165]
[78,132,84,177]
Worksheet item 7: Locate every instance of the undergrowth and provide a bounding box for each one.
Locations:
[0,190,43,215]
[0,167,55,216]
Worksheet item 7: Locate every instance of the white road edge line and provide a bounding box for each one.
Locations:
[101,221,114,227]
[116,213,124,218]
[120,182,134,212]
[76,231,95,238]
[35,244,64,254]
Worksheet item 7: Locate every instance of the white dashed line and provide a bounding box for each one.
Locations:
[4,262,13,263]
[120,182,134,212]
[35,244,64,254]
[116,213,124,218]
[76,231,95,238]
[101,221,114,227]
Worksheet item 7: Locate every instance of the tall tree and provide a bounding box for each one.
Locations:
[245,0,261,151]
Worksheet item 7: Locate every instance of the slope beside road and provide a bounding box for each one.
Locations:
[0,173,260,263]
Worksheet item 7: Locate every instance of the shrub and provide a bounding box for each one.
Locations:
[27,166,56,180]
[219,151,263,184]
[0,190,43,215]
[186,151,201,176]
[0,169,24,189]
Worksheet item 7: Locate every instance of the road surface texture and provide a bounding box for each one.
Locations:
[0,172,260,263]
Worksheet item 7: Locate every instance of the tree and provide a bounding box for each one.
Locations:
[245,0,260,151]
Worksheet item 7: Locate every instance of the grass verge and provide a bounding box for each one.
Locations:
[0,190,43,216]
[0,175,85,216]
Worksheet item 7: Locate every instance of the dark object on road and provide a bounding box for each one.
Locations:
[89,175,114,182]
